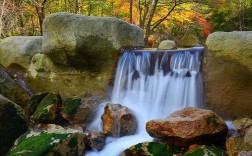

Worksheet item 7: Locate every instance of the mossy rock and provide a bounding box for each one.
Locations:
[8,132,69,156]
[8,131,86,156]
[61,98,82,119]
[33,93,61,123]
[121,142,180,156]
[0,94,28,155]
[226,136,252,156]
[185,145,222,156]
[26,92,49,116]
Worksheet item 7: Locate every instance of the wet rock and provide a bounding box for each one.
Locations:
[42,12,144,71]
[33,92,67,125]
[26,92,49,116]
[0,36,42,70]
[205,31,252,119]
[146,107,228,146]
[101,104,137,137]
[86,130,106,151]
[8,124,86,156]
[0,66,30,107]
[225,118,252,156]
[0,94,28,155]
[120,142,180,156]
[63,94,101,125]
[158,40,177,50]
[226,136,252,156]
[185,144,222,156]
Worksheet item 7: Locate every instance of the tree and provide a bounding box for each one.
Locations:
[26,0,48,35]
[136,0,203,45]
[0,0,6,37]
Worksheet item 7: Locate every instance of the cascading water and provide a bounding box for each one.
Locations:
[87,47,204,156]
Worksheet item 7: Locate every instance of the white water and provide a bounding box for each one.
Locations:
[87,47,204,156]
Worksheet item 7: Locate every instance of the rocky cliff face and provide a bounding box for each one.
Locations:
[205,31,252,119]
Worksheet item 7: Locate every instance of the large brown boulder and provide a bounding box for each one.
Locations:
[101,104,137,137]
[205,31,252,119]
[146,107,228,146]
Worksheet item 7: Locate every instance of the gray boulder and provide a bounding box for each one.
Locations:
[42,12,144,71]
[0,36,42,70]
[158,40,176,50]
[205,31,252,119]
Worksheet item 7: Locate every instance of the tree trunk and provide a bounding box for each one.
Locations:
[75,0,79,14]
[130,0,133,23]
[0,0,6,37]
[35,0,47,35]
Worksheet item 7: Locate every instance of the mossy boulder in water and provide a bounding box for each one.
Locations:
[225,118,252,155]
[0,94,28,155]
[86,130,106,151]
[120,142,180,156]
[8,124,86,156]
[146,107,228,146]
[101,103,137,137]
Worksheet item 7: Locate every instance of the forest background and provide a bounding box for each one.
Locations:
[1,0,252,46]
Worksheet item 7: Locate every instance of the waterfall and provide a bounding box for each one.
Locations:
[87,47,204,156]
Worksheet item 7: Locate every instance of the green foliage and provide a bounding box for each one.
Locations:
[210,0,252,31]
[7,132,69,156]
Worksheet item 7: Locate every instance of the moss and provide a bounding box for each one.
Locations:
[62,98,81,117]
[122,142,181,156]
[8,132,69,156]
[135,142,142,150]
[124,149,133,156]
[147,142,180,156]
[185,145,222,156]
[68,137,78,148]
[27,92,49,115]
[206,115,219,127]
[33,93,57,123]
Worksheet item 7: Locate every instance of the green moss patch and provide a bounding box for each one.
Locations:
[8,132,69,156]
[185,145,222,156]
[122,142,180,156]
[33,93,58,123]
[62,98,82,118]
